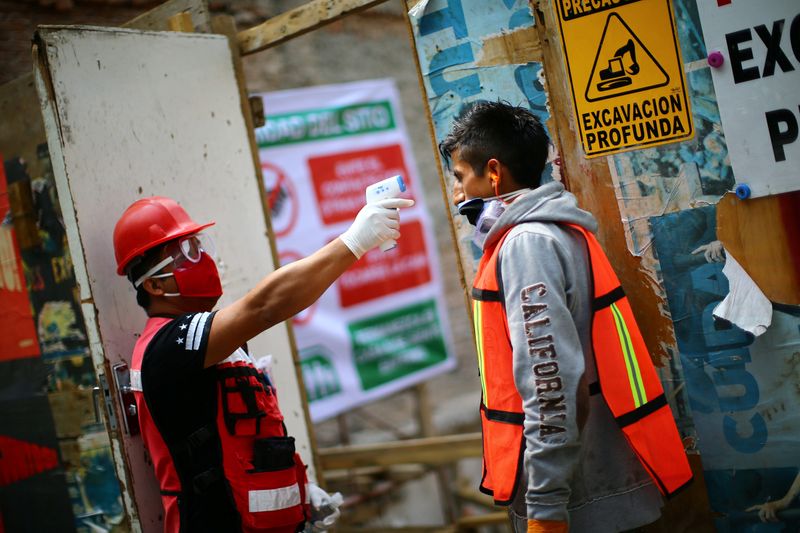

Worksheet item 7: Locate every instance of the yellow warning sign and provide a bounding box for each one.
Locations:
[554,0,693,158]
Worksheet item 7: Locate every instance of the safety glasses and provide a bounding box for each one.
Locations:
[134,232,216,287]
[165,233,216,267]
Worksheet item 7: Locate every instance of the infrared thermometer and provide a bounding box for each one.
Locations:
[365,175,407,252]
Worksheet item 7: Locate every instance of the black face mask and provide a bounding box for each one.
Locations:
[456,198,485,226]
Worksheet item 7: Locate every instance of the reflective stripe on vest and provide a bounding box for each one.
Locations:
[472,232,525,505]
[472,225,693,506]
[573,224,693,497]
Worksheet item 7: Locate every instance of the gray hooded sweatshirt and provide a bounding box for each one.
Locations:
[484,181,664,532]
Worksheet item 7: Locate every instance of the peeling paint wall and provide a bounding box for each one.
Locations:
[407,0,555,281]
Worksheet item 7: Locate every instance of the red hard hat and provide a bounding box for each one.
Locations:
[113,196,214,275]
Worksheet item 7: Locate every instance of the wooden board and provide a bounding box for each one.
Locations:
[237,0,389,55]
[717,191,800,305]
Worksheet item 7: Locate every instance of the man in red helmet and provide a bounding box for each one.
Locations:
[113,195,413,533]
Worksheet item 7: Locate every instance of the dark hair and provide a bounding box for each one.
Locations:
[125,245,166,310]
[439,101,550,189]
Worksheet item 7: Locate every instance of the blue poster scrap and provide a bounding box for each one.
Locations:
[673,0,707,64]
[651,206,800,532]
[412,0,554,183]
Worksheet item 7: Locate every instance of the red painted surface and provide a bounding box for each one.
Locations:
[0,157,41,361]
[308,144,413,225]
[0,435,59,487]
[338,219,431,307]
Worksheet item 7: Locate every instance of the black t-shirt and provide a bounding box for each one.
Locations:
[141,311,241,531]
[142,311,216,446]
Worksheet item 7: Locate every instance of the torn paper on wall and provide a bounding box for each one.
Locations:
[713,250,772,336]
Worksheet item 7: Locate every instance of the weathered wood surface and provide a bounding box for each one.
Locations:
[237,0,389,55]
[318,433,482,470]
[717,191,800,305]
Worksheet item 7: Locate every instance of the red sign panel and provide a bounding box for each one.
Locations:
[308,144,412,225]
[0,158,40,361]
[337,219,431,307]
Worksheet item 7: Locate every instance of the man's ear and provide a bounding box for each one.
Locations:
[486,158,501,182]
[142,277,167,296]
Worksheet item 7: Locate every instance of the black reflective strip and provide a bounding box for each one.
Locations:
[593,286,625,311]
[481,403,524,425]
[588,381,601,396]
[472,287,503,302]
[615,393,667,428]
[160,489,181,496]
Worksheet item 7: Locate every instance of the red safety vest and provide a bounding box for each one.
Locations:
[471,225,692,505]
[130,317,309,532]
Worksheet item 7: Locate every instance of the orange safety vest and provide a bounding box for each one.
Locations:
[471,224,692,505]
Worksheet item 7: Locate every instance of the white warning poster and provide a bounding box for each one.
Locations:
[254,79,456,421]
[696,0,800,198]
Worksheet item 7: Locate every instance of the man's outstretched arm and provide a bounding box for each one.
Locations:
[204,197,414,367]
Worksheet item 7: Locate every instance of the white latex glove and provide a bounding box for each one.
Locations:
[305,483,343,532]
[339,198,415,259]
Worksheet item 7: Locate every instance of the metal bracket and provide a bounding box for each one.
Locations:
[249,95,265,128]
[93,373,118,432]
[112,363,140,436]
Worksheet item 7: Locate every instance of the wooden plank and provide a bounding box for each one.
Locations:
[323,464,427,482]
[454,485,496,509]
[168,12,195,32]
[124,0,210,32]
[457,512,509,527]
[318,433,482,470]
[530,0,676,364]
[336,526,458,533]
[716,191,800,305]
[476,27,543,66]
[237,0,389,56]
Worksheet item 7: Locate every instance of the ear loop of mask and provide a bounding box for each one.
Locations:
[133,256,181,297]
[133,234,215,296]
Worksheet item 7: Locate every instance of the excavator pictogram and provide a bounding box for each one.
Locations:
[596,39,640,91]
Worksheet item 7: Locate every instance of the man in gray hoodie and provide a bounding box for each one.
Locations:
[440,101,665,533]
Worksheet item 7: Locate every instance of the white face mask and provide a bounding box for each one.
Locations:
[470,189,529,249]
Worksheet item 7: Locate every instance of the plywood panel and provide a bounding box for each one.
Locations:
[717,191,800,305]
[34,26,311,530]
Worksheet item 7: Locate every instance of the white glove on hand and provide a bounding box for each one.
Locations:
[306,483,343,532]
[339,198,415,259]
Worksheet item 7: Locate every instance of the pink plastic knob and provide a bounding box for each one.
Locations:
[708,51,724,68]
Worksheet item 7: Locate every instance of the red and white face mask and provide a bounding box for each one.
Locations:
[135,234,222,298]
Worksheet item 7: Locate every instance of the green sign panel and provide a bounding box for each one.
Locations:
[299,346,341,402]
[256,101,395,147]
[348,300,447,391]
